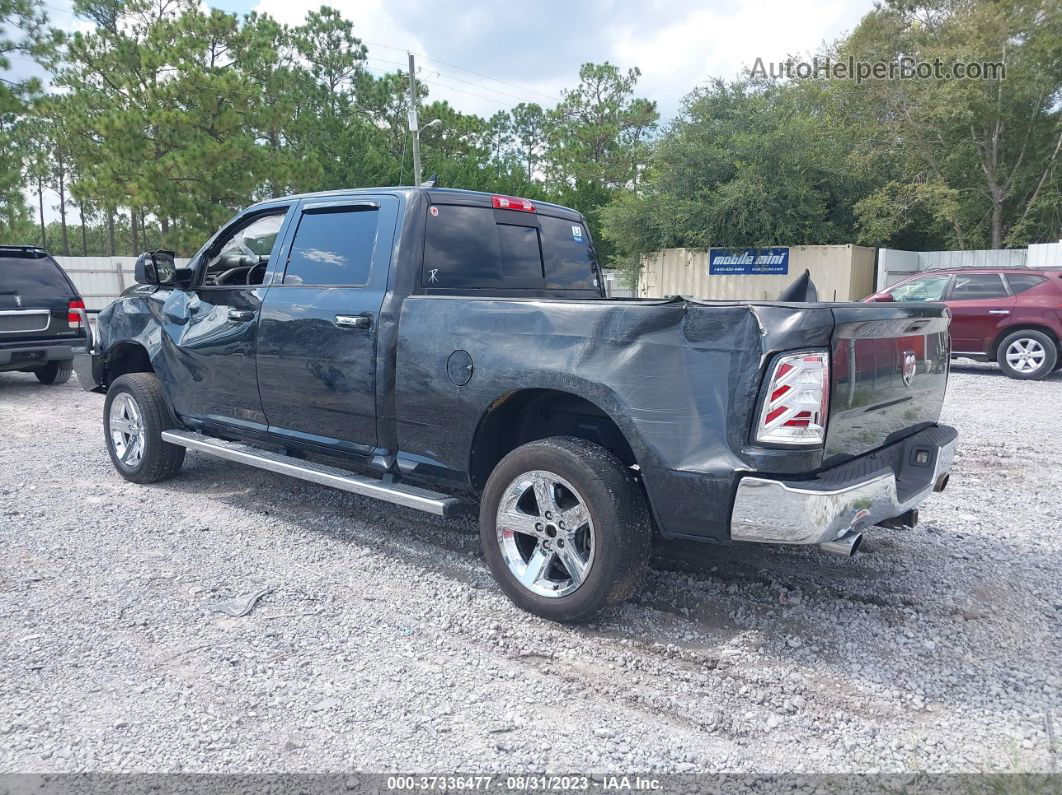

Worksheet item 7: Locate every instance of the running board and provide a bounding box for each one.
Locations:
[160,430,465,517]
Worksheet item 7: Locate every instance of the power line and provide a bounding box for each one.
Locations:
[363,39,561,103]
[366,54,539,107]
[425,54,562,103]
[365,58,519,110]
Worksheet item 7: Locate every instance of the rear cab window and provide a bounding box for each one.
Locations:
[422,201,601,294]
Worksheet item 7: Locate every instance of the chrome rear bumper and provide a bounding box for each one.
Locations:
[730,426,957,545]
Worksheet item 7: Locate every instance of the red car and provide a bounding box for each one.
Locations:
[864,268,1062,380]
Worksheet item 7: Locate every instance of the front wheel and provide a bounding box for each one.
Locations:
[103,373,185,483]
[479,436,651,623]
[996,330,1058,380]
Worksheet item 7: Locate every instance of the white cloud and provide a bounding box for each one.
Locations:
[611,0,870,116]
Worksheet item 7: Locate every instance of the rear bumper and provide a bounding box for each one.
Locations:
[730,424,957,545]
[0,340,79,370]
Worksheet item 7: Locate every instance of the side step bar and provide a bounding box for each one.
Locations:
[160,430,465,517]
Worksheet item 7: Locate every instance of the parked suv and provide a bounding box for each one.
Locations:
[0,245,87,384]
[78,188,956,622]
[865,268,1062,380]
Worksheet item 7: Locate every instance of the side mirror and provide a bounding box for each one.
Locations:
[870,292,894,302]
[173,267,193,289]
[134,250,177,285]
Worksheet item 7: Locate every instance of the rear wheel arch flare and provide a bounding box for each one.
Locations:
[468,388,641,492]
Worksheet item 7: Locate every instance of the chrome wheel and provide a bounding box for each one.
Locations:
[496,470,595,598]
[109,392,145,468]
[1005,338,1047,373]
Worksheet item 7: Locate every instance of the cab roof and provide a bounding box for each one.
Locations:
[249,186,584,222]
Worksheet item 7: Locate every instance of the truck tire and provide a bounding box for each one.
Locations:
[103,373,185,484]
[996,329,1058,380]
[35,360,74,385]
[479,436,651,623]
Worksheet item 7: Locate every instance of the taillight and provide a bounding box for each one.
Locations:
[756,351,830,446]
[491,194,535,213]
[68,299,85,328]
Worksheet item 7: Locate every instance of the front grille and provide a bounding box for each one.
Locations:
[0,310,51,333]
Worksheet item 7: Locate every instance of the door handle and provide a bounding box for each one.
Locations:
[227,309,256,321]
[988,310,1011,315]
[335,314,373,330]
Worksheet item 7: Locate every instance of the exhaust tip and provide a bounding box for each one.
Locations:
[820,531,862,557]
[935,473,950,493]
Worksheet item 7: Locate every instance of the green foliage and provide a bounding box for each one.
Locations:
[3,0,1059,269]
[831,0,1062,249]
[600,79,869,279]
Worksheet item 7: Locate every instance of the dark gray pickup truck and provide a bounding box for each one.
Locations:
[76,187,957,622]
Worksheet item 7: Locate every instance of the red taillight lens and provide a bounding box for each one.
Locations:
[68,299,85,327]
[756,351,830,446]
[491,194,536,213]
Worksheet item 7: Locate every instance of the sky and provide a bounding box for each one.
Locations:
[9,0,876,224]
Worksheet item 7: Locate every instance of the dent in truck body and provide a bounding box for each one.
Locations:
[393,296,846,542]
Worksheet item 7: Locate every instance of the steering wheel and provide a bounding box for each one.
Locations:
[215,266,250,286]
[246,263,267,285]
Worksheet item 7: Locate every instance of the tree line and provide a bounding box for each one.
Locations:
[1,0,1059,286]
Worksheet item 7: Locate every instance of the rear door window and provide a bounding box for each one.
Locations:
[284,207,380,286]
[0,255,73,306]
[949,273,1009,300]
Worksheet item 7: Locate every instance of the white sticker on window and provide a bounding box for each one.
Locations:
[572,225,583,241]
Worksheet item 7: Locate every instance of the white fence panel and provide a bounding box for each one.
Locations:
[1027,242,1062,268]
[919,249,1027,270]
[876,246,1054,290]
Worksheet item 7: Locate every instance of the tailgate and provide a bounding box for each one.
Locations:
[826,303,950,461]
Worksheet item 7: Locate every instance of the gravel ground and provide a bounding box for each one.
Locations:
[0,361,1059,775]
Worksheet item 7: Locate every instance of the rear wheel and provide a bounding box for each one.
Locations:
[996,330,1057,380]
[479,436,651,623]
[104,373,185,483]
[34,360,73,385]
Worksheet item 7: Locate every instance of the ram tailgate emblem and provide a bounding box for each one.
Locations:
[902,350,917,387]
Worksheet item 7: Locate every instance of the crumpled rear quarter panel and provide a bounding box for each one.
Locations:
[394,296,836,541]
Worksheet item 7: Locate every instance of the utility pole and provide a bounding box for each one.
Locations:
[407,51,422,186]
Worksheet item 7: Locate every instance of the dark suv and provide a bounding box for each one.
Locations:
[865,268,1062,380]
[0,246,87,384]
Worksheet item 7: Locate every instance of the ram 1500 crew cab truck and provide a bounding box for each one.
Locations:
[77,188,957,622]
